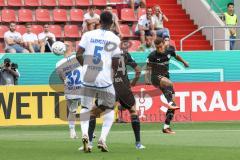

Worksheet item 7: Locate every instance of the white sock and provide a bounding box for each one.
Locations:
[99,109,114,142]
[80,108,90,137]
[68,112,76,129]
[164,124,170,129]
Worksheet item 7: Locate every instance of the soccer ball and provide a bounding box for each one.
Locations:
[52,41,66,55]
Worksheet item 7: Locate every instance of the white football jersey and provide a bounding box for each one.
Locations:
[79,29,121,88]
[56,55,82,99]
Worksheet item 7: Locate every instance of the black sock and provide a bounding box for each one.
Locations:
[88,115,96,142]
[131,115,141,143]
[161,86,175,104]
[165,109,175,125]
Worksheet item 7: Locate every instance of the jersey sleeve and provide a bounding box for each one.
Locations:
[126,52,138,68]
[111,36,121,58]
[78,32,88,49]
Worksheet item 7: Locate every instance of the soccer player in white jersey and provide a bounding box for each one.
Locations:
[76,11,120,152]
[56,42,82,139]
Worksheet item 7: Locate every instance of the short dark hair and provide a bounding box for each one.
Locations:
[100,11,113,26]
[227,2,234,7]
[154,37,164,45]
[89,5,96,9]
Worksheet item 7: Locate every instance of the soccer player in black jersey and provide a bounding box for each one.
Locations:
[87,48,146,149]
[147,37,189,134]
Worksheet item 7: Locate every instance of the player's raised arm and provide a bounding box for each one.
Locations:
[126,53,141,86]
[76,33,88,66]
[175,54,189,68]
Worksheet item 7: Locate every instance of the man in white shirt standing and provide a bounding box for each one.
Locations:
[4,22,29,53]
[82,6,100,33]
[135,7,156,43]
[76,11,120,153]
[23,23,40,53]
[38,24,56,53]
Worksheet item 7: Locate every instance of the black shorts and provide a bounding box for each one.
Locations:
[151,74,169,87]
[114,83,136,109]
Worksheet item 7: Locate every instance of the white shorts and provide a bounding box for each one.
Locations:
[80,85,115,110]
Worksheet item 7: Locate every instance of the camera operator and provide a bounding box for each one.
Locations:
[0,58,20,86]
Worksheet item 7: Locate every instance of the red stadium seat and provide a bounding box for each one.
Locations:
[0,43,5,53]
[121,8,137,21]
[58,0,73,6]
[48,25,62,38]
[109,0,123,3]
[128,40,141,52]
[0,25,8,38]
[31,25,44,35]
[36,9,51,22]
[70,9,84,22]
[1,9,17,22]
[18,9,34,22]
[119,24,131,38]
[170,40,176,49]
[7,0,23,6]
[42,0,56,7]
[53,9,68,22]
[92,0,106,6]
[16,25,27,35]
[0,0,6,6]
[24,0,41,7]
[137,8,146,18]
[64,25,80,38]
[75,0,90,7]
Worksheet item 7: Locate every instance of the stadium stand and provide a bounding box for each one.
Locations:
[1,9,17,22]
[31,25,44,35]
[16,25,27,35]
[48,25,63,38]
[35,9,52,22]
[58,0,74,7]
[70,9,84,22]
[18,9,34,22]
[75,0,91,7]
[24,0,41,7]
[147,0,212,50]
[0,0,217,52]
[0,25,8,39]
[7,0,23,7]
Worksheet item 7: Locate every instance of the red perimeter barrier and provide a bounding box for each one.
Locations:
[120,82,240,122]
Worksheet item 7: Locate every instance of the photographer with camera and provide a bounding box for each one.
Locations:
[0,58,20,86]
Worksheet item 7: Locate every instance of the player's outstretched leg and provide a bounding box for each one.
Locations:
[129,107,145,149]
[159,77,178,134]
[98,108,114,152]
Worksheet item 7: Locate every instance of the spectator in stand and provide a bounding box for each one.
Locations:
[38,24,56,53]
[82,6,100,33]
[223,2,238,50]
[4,22,29,53]
[137,36,155,52]
[105,5,122,38]
[23,23,40,53]
[153,5,170,38]
[135,7,156,43]
[129,0,146,9]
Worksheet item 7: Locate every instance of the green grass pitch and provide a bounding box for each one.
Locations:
[0,122,240,160]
